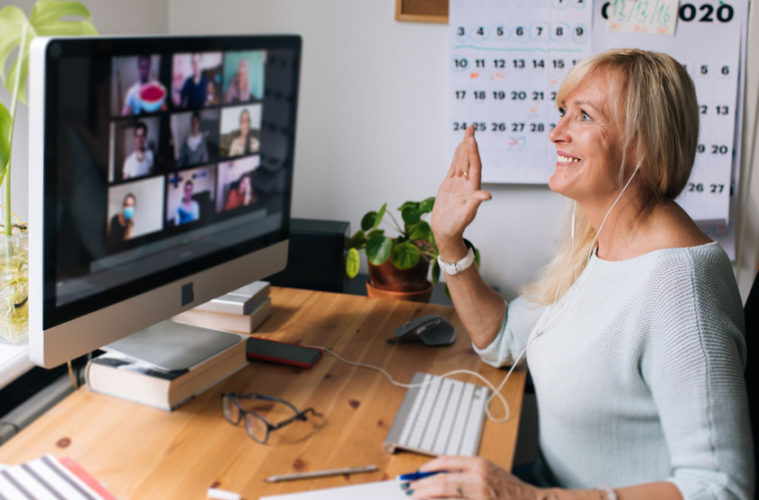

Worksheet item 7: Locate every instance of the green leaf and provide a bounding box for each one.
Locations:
[30,1,96,35]
[345,248,360,278]
[0,6,28,83]
[373,203,387,231]
[0,1,97,101]
[420,197,435,214]
[366,233,392,265]
[397,201,418,213]
[401,205,421,226]
[390,242,420,270]
[360,211,376,231]
[0,103,10,180]
[408,220,433,242]
[431,258,441,286]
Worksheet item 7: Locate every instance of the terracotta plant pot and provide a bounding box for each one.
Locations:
[366,280,433,303]
[366,258,432,303]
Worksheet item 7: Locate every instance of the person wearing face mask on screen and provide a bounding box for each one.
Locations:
[106,193,136,252]
[405,49,753,500]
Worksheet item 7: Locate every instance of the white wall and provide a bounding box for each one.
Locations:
[0,0,169,222]
[168,0,759,299]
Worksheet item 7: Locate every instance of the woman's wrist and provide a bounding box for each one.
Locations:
[436,238,469,263]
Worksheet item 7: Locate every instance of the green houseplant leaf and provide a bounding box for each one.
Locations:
[345,248,360,278]
[390,241,420,270]
[0,1,97,103]
[366,232,392,265]
[1,1,97,235]
[0,103,10,181]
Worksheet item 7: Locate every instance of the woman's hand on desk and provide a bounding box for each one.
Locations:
[431,125,491,261]
[405,455,538,500]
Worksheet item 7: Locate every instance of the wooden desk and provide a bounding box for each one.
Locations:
[0,288,525,499]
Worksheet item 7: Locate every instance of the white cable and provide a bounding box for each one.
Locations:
[585,163,641,266]
[304,344,512,423]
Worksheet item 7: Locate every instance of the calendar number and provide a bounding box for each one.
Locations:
[452,122,486,131]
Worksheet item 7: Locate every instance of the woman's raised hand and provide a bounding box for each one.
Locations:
[431,126,492,259]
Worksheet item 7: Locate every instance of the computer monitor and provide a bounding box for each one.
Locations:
[28,35,302,368]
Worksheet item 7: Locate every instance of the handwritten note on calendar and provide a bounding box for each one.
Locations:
[449,0,747,224]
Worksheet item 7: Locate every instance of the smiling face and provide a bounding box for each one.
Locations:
[548,68,628,207]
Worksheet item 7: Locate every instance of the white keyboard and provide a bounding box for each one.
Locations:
[383,372,489,456]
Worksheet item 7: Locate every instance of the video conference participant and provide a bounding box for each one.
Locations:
[180,53,209,108]
[175,180,200,225]
[224,172,256,210]
[228,108,259,156]
[121,55,165,115]
[224,58,252,103]
[106,193,136,249]
[178,111,209,167]
[122,122,154,180]
[408,49,753,500]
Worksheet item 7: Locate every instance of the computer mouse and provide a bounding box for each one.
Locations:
[395,315,456,346]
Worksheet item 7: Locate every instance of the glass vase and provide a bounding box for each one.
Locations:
[0,228,29,344]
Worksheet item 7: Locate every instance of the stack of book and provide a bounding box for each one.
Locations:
[172,280,272,334]
[86,323,248,410]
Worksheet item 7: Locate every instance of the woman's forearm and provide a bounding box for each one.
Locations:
[439,240,505,349]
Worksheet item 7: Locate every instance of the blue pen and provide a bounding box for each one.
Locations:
[398,470,448,481]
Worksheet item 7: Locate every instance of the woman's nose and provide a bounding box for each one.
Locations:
[549,116,570,144]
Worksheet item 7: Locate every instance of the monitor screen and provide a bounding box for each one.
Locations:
[29,35,301,368]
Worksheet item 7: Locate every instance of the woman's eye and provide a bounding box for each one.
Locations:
[581,110,591,120]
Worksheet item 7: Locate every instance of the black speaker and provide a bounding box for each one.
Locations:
[268,218,350,292]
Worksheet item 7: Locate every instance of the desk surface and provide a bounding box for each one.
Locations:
[0,287,525,499]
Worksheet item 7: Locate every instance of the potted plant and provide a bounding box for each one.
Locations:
[345,197,479,302]
[0,1,97,343]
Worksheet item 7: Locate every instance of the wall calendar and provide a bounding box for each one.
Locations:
[449,0,748,224]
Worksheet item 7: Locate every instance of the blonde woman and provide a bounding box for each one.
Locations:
[412,50,753,500]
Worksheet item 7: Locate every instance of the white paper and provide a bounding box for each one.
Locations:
[259,479,407,500]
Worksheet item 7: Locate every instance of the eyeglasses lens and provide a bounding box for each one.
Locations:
[245,413,269,442]
[222,397,241,424]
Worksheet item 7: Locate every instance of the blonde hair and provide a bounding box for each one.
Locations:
[523,49,700,305]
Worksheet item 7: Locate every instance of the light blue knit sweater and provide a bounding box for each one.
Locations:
[474,242,754,499]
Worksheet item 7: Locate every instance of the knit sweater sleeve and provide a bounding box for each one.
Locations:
[641,248,754,500]
[473,295,546,367]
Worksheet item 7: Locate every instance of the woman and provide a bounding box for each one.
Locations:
[228,108,259,157]
[106,193,135,250]
[412,49,753,499]
[224,58,252,103]
[178,111,209,167]
[224,172,256,210]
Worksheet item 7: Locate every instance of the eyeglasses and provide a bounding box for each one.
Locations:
[221,392,321,444]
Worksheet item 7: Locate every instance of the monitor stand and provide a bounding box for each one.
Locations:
[103,320,242,371]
